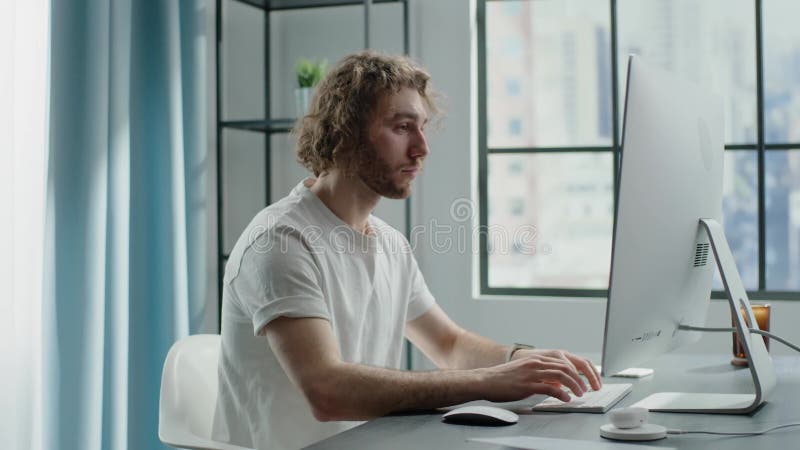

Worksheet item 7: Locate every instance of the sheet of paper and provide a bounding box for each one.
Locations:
[468,436,674,450]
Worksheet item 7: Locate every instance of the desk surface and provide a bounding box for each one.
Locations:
[306,354,800,450]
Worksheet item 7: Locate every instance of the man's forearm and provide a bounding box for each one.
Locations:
[405,306,510,370]
[306,362,487,421]
[447,329,508,369]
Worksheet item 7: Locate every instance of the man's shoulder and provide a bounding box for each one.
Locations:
[226,190,318,266]
[250,195,314,234]
[258,183,331,228]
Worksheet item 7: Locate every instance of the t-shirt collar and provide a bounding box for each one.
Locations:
[293,179,379,247]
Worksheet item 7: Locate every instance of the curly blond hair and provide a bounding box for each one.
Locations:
[294,51,440,176]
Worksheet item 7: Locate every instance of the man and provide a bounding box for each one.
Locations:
[213,51,601,450]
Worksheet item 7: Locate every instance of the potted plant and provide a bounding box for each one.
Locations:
[295,58,327,117]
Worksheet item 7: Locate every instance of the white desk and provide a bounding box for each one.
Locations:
[305,354,800,449]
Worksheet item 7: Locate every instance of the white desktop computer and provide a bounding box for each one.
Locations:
[600,55,775,414]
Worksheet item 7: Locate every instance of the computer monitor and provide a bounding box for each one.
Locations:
[600,55,775,414]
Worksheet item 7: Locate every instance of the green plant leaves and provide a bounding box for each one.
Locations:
[295,59,328,88]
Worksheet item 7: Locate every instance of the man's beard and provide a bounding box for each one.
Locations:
[355,145,418,199]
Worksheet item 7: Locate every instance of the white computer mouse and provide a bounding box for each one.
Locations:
[442,405,519,426]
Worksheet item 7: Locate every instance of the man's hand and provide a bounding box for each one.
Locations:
[517,348,602,390]
[478,349,602,403]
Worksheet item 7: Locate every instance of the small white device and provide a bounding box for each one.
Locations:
[442,405,519,425]
[613,368,654,378]
[594,366,654,378]
[531,383,632,413]
[600,407,667,441]
[608,406,648,428]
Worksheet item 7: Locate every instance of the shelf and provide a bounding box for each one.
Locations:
[231,0,402,11]
[221,118,296,133]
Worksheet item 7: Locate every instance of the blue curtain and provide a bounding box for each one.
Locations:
[44,1,212,449]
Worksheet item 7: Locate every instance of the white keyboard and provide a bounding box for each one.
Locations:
[531,383,632,413]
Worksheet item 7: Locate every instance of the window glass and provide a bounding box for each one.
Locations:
[712,151,759,290]
[617,0,756,144]
[486,0,612,148]
[763,0,800,143]
[765,150,800,290]
[488,153,614,289]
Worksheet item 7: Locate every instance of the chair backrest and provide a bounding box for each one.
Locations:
[160,334,252,450]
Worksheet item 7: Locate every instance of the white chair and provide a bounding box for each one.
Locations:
[159,334,254,450]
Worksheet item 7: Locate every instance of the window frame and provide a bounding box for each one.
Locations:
[477,0,800,300]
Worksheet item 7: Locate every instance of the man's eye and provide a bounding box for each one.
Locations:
[397,123,410,132]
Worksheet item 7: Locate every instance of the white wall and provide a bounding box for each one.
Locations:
[216,0,800,367]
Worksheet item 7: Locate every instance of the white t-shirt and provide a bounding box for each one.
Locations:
[213,180,436,450]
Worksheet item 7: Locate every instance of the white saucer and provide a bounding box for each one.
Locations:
[599,423,668,441]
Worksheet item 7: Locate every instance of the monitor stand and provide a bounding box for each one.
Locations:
[632,218,776,414]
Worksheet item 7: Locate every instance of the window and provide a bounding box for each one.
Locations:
[506,78,522,96]
[478,0,800,298]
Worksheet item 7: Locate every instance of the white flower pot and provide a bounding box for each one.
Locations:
[295,87,313,117]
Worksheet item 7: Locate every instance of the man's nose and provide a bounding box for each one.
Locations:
[410,129,429,159]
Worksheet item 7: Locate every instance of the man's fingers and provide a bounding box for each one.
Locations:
[505,350,603,400]
[532,382,571,402]
[537,351,602,391]
[516,356,588,395]
[536,350,579,371]
[520,370,581,400]
[567,356,602,391]
[582,358,603,390]
[535,369,586,397]
[546,357,588,393]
